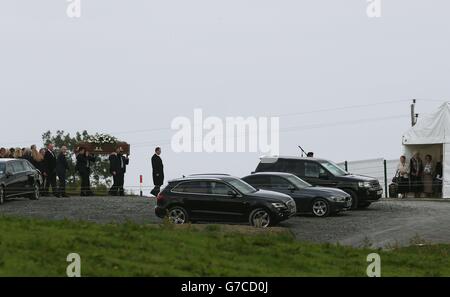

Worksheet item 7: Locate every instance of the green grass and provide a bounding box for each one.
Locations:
[0,216,449,276]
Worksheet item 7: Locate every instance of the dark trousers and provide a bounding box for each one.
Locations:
[58,173,67,196]
[44,172,57,196]
[109,174,118,196]
[110,173,125,196]
[80,172,91,196]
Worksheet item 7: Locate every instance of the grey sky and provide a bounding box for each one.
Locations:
[1,1,449,190]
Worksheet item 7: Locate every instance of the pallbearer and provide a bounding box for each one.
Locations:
[109,146,129,196]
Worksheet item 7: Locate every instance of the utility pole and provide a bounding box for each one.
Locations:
[411,99,418,126]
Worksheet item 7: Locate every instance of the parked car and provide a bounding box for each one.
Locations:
[254,156,383,209]
[155,175,296,227]
[242,172,351,217]
[0,159,41,204]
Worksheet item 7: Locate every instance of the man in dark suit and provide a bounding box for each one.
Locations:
[56,146,70,198]
[109,147,129,196]
[151,147,164,196]
[43,143,58,197]
[76,147,97,196]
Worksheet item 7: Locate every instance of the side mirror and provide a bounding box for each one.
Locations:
[227,190,238,198]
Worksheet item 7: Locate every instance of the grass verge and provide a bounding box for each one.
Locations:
[0,216,449,276]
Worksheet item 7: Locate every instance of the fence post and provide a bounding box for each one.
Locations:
[140,175,143,197]
[384,160,388,198]
[344,161,348,171]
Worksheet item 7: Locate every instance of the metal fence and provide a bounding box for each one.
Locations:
[337,158,398,197]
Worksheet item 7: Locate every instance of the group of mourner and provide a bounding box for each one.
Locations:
[0,145,165,197]
[395,152,443,198]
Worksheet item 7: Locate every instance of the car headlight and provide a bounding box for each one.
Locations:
[330,196,345,202]
[358,181,372,188]
[271,202,286,209]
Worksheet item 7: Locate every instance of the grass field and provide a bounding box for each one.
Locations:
[0,216,449,277]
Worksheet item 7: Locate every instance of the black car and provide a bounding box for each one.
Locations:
[155,175,296,228]
[0,159,41,204]
[254,156,383,209]
[242,172,351,217]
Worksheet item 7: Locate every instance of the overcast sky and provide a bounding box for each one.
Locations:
[1,1,449,191]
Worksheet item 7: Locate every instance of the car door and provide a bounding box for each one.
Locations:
[173,181,218,220]
[206,181,249,222]
[10,161,28,196]
[268,176,308,212]
[21,160,37,192]
[301,161,338,188]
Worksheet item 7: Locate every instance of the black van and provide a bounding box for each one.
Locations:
[254,156,383,209]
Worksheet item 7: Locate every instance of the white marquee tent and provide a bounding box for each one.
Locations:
[402,102,450,198]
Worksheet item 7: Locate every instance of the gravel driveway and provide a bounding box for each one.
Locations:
[1,196,449,248]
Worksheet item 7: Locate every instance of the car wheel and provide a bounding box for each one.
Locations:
[344,189,359,210]
[29,183,40,200]
[311,198,330,217]
[249,208,271,228]
[0,186,4,205]
[167,206,189,225]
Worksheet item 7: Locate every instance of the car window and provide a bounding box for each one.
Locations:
[244,175,271,189]
[0,163,5,175]
[303,162,329,178]
[226,179,257,195]
[283,159,303,174]
[269,176,292,190]
[208,181,232,196]
[319,160,347,177]
[173,181,209,194]
[11,161,26,173]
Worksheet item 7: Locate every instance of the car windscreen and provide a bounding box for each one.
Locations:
[0,163,5,175]
[319,160,348,177]
[285,175,312,188]
[227,179,257,195]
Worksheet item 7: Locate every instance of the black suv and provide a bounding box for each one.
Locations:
[155,175,296,228]
[254,156,383,209]
[242,172,351,217]
[0,159,41,204]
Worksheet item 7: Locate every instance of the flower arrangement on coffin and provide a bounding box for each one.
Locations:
[77,133,130,155]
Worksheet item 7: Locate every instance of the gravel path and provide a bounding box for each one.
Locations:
[0,196,158,224]
[282,200,450,248]
[1,196,450,248]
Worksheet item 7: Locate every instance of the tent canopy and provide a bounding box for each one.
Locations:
[403,102,450,145]
[402,102,450,198]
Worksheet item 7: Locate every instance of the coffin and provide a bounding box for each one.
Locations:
[76,142,130,155]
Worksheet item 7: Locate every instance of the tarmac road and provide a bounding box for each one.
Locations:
[0,196,449,248]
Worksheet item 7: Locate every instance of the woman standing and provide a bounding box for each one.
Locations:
[397,156,410,198]
[409,152,424,198]
[423,154,434,198]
